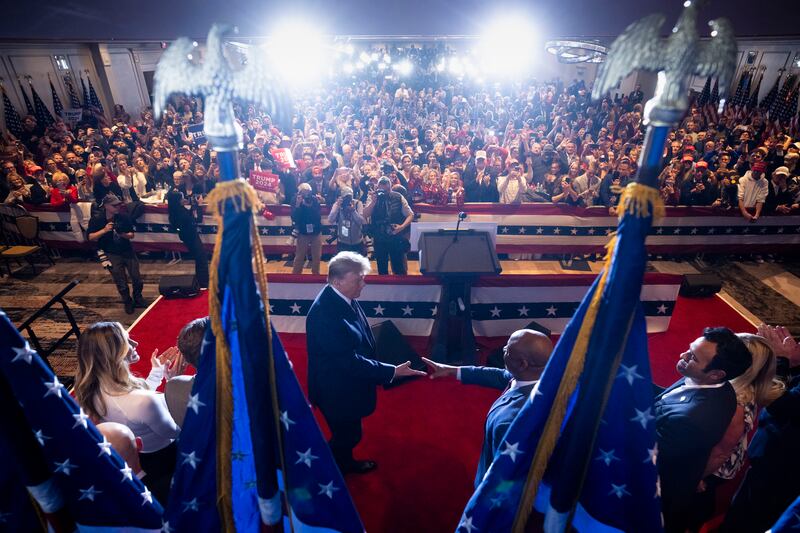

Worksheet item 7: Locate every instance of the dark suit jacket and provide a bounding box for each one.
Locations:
[748,374,800,478]
[306,285,395,420]
[654,379,736,532]
[461,366,534,488]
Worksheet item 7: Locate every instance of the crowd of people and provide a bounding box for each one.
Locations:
[3,72,800,220]
[2,70,800,300]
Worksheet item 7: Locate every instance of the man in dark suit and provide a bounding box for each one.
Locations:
[654,326,752,533]
[422,329,553,487]
[721,324,800,533]
[306,252,425,475]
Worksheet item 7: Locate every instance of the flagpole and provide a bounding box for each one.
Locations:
[557,87,679,532]
[507,5,736,531]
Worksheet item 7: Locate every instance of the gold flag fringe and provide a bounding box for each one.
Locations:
[511,182,662,532]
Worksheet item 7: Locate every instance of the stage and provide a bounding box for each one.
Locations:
[129,278,754,532]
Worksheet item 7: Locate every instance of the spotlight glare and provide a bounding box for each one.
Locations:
[343,63,354,74]
[396,59,413,76]
[383,53,391,63]
[477,15,539,77]
[267,20,331,87]
[345,44,354,55]
[370,52,379,62]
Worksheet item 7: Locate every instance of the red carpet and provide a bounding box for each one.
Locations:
[129,292,754,532]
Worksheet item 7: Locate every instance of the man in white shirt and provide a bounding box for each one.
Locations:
[422,329,553,487]
[737,160,769,222]
[497,159,528,204]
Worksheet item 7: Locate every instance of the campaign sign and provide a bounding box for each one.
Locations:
[61,109,83,124]
[249,170,280,193]
[187,123,206,145]
[270,148,296,170]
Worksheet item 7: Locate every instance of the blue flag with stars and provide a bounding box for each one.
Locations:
[771,495,800,533]
[0,309,164,531]
[459,180,664,532]
[164,176,363,532]
[2,85,24,138]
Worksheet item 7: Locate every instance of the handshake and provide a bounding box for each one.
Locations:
[391,357,459,380]
[391,357,461,380]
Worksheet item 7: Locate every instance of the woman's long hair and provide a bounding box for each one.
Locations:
[74,322,146,420]
[732,333,785,406]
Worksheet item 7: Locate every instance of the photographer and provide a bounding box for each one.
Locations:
[363,176,413,275]
[167,171,209,288]
[328,187,366,255]
[291,183,323,275]
[87,194,143,315]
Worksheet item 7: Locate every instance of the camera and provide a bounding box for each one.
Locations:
[302,194,314,205]
[96,249,113,271]
[376,189,387,198]
[341,196,353,209]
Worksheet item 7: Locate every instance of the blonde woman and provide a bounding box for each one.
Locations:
[707,333,785,480]
[74,322,181,494]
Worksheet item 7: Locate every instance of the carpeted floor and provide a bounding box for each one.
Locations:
[128,292,753,532]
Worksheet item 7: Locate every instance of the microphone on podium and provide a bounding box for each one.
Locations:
[453,211,468,242]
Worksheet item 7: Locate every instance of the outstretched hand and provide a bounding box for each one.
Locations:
[421,357,458,379]
[394,361,427,378]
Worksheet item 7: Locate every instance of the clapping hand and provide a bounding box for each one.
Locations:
[421,356,458,379]
[151,346,181,375]
[757,324,800,367]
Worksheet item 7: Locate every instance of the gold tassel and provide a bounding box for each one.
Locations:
[207,190,235,533]
[617,182,665,222]
[206,178,262,218]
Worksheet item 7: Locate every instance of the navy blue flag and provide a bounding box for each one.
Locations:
[18,79,34,115]
[164,179,363,532]
[2,86,24,138]
[30,80,54,127]
[459,182,664,533]
[50,79,64,118]
[710,78,720,106]
[697,77,711,107]
[87,75,104,114]
[760,72,783,111]
[66,76,82,109]
[0,309,164,530]
[771,495,800,532]
[80,75,90,110]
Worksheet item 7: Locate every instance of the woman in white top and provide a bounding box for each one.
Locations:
[74,321,180,500]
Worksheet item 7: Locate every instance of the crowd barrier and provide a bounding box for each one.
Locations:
[4,202,799,255]
[260,273,681,336]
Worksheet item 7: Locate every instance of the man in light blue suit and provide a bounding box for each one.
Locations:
[423,329,552,487]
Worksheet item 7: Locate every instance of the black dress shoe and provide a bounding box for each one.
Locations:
[345,460,377,474]
[133,296,147,308]
[124,299,135,315]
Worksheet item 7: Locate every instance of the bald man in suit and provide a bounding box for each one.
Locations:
[423,329,553,487]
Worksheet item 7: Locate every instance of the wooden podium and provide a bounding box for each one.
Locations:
[419,229,501,364]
